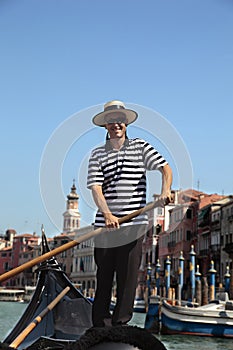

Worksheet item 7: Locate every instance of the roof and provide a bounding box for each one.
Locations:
[174,189,226,210]
[0,246,12,252]
[179,188,206,201]
[199,194,226,209]
[54,232,75,239]
[14,233,39,239]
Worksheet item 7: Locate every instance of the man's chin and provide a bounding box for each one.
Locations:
[111,134,123,139]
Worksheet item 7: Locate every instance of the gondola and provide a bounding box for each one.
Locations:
[0,200,167,350]
[0,231,167,350]
[160,298,233,338]
[2,231,92,350]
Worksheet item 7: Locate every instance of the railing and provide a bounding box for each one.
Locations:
[198,220,210,228]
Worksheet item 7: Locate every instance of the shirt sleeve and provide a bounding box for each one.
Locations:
[87,150,104,189]
[141,140,167,170]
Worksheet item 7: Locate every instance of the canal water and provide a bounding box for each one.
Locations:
[0,302,232,349]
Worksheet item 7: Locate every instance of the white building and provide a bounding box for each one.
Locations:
[63,181,81,233]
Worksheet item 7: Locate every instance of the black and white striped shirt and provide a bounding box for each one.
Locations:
[87,138,167,227]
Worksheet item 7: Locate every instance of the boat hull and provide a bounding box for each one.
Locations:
[0,289,25,302]
[133,298,146,313]
[144,296,160,332]
[161,300,233,338]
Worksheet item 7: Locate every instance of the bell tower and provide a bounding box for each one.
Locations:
[63,180,81,233]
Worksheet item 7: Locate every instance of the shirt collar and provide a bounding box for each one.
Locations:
[105,136,129,151]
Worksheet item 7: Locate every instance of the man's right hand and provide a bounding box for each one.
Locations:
[103,212,120,230]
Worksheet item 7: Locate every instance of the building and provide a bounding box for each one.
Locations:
[63,180,81,233]
[0,229,41,287]
[71,225,96,297]
[17,240,41,287]
[54,182,82,276]
[53,232,75,276]
[208,197,233,282]
[197,194,227,276]
[158,189,199,275]
[221,197,233,295]
[158,190,226,287]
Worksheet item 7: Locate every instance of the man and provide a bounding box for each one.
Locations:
[87,100,172,327]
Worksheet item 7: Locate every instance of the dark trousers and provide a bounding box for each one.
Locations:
[92,228,144,327]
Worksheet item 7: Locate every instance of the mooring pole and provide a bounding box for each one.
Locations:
[178,251,184,303]
[189,245,196,301]
[209,260,216,301]
[165,256,171,298]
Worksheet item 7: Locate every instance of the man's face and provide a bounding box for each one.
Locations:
[105,112,127,139]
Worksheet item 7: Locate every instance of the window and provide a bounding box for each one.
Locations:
[157,207,163,215]
[61,251,67,258]
[4,262,9,270]
[186,209,192,219]
[220,235,223,246]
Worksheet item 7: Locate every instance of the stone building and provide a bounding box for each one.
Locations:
[71,225,96,297]
[63,180,81,233]
[221,197,233,295]
[54,182,81,276]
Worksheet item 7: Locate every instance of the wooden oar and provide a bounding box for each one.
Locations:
[0,199,165,283]
[9,286,70,349]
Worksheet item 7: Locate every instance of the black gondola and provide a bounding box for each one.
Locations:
[1,203,167,350]
[2,231,92,350]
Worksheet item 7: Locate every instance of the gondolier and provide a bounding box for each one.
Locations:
[87,100,172,327]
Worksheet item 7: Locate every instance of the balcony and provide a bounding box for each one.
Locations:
[198,220,210,228]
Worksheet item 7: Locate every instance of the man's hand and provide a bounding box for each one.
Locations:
[159,191,172,206]
[103,212,120,230]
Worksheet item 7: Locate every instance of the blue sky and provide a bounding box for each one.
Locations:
[0,0,233,236]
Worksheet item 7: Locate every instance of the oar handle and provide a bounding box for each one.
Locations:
[9,286,70,349]
[118,200,164,224]
[0,199,164,283]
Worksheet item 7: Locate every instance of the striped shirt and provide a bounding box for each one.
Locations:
[87,138,167,227]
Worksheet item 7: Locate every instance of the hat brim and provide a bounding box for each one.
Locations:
[92,109,138,127]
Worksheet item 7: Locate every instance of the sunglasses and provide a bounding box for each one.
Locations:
[106,118,126,124]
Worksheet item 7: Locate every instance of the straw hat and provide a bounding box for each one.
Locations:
[92,100,138,127]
